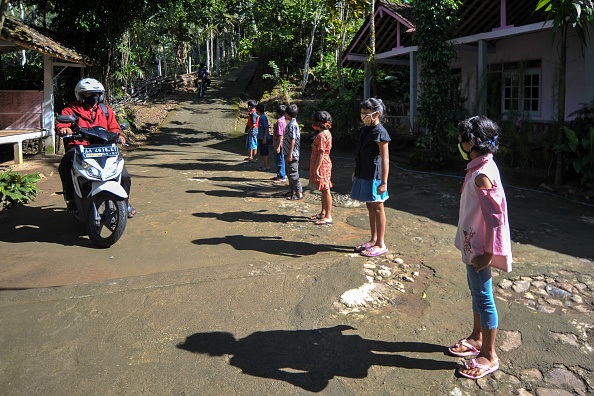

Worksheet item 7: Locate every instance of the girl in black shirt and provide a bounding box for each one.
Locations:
[350,98,391,257]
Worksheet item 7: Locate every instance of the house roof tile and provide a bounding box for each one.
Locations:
[344,0,546,71]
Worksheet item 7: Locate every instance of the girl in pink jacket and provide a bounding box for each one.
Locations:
[448,116,512,380]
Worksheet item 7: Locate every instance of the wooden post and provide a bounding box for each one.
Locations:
[13,141,23,164]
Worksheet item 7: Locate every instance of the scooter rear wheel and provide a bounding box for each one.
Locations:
[87,193,127,247]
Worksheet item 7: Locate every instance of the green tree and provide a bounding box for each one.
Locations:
[325,0,367,97]
[412,0,462,153]
[536,0,594,185]
[20,0,161,96]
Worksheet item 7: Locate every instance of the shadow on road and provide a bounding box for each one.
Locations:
[177,325,456,393]
[193,209,309,223]
[191,235,352,257]
[0,204,96,247]
[187,187,284,199]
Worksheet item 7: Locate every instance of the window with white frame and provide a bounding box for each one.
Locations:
[501,61,541,116]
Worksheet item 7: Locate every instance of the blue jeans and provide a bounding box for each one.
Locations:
[466,265,498,330]
[275,152,285,179]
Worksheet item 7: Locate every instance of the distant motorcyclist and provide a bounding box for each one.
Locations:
[55,78,136,218]
[196,63,211,89]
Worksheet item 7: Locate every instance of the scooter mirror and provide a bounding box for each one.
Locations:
[56,114,78,124]
[120,122,130,130]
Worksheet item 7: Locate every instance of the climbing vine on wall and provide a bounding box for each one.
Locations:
[413,0,464,155]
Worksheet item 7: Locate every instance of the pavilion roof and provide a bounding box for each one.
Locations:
[0,15,94,65]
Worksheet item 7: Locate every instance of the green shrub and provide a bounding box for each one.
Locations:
[555,126,594,188]
[0,170,41,210]
[557,102,594,188]
[262,61,295,100]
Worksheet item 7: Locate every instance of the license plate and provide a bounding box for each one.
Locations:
[81,146,118,158]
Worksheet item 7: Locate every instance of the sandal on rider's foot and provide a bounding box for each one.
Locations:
[127,203,136,218]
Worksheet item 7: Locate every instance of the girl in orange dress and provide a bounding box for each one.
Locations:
[309,111,333,225]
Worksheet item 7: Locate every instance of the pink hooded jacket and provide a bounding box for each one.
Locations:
[454,154,513,272]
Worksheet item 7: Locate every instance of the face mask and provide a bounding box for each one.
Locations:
[361,111,377,126]
[83,95,99,107]
[458,142,472,161]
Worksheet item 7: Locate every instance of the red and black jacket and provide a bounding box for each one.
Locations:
[55,101,120,150]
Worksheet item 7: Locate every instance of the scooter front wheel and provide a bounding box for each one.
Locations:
[87,193,127,247]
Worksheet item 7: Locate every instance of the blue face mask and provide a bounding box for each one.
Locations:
[458,142,472,161]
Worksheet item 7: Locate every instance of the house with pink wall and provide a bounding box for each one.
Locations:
[343,0,594,132]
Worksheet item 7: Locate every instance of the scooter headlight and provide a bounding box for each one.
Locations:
[82,162,101,179]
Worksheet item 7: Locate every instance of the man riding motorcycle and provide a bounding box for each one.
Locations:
[196,63,211,89]
[55,78,136,218]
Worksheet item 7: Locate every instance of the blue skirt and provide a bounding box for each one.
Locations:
[350,177,389,202]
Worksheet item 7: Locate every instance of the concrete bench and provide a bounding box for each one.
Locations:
[0,129,54,164]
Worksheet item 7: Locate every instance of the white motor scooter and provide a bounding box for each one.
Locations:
[57,114,129,247]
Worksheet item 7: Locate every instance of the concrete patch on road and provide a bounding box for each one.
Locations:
[333,254,431,315]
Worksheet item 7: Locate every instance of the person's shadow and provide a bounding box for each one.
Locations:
[177,325,457,392]
[191,235,352,257]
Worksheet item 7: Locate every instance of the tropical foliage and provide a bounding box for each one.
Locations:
[558,102,594,188]
[535,0,594,185]
[2,0,373,99]
[412,0,464,156]
[0,170,41,209]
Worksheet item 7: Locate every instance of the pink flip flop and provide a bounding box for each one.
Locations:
[448,339,481,357]
[360,246,388,257]
[458,358,499,380]
[355,242,374,252]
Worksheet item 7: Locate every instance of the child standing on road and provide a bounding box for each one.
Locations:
[272,104,287,183]
[448,115,512,380]
[283,104,303,200]
[309,111,333,225]
[256,103,271,171]
[351,98,390,257]
[245,100,258,162]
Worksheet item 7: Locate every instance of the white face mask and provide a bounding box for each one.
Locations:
[361,111,378,126]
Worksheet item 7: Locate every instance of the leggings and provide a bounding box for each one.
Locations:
[466,264,498,330]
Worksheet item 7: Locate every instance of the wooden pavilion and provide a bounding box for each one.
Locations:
[0,15,93,163]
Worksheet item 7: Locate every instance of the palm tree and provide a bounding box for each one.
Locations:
[536,0,594,185]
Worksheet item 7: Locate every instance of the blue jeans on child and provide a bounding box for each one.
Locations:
[275,152,285,179]
[466,264,498,330]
